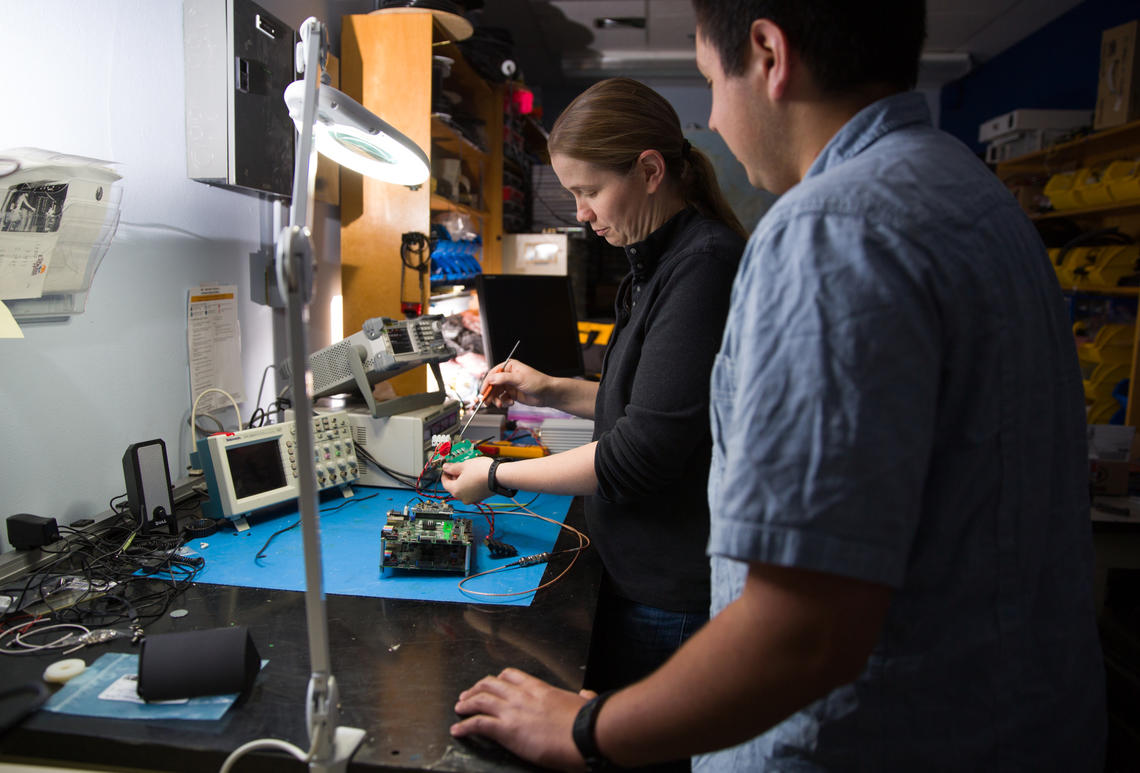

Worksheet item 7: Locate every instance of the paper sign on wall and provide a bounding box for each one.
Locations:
[188,284,244,417]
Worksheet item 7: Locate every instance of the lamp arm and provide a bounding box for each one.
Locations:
[275,16,365,773]
[290,16,324,237]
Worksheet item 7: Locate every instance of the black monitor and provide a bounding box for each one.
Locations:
[475,274,585,378]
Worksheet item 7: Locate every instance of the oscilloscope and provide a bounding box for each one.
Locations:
[193,411,360,530]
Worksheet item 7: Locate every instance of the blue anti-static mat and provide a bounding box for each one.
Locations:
[189,488,573,607]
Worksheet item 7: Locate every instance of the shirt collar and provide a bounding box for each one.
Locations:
[623,206,696,278]
[805,91,932,181]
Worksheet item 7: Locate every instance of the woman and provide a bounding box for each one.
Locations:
[442,77,746,715]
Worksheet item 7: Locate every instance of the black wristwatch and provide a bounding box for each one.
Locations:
[572,691,619,771]
[487,458,518,497]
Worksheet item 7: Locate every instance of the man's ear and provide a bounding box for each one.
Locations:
[636,149,668,193]
[749,18,792,101]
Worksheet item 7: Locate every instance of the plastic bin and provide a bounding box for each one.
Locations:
[1055,246,1098,286]
[1077,322,1136,363]
[1083,244,1140,286]
[1104,159,1140,203]
[1073,164,1114,207]
[1044,169,1085,210]
[1084,361,1132,400]
[1088,395,1125,424]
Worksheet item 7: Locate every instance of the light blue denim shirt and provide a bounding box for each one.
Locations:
[698,92,1105,771]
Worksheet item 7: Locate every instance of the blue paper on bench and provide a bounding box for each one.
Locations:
[189,488,573,607]
[42,652,255,720]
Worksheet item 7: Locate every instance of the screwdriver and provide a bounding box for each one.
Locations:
[459,339,520,436]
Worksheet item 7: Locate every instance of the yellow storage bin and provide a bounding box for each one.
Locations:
[578,321,613,346]
[1087,397,1124,425]
[1104,159,1140,203]
[1081,244,1140,286]
[1055,246,1098,286]
[1073,164,1114,207]
[1044,169,1086,210]
[1084,361,1131,400]
[1077,322,1135,363]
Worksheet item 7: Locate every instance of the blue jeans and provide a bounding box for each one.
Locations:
[585,578,708,692]
[584,579,708,772]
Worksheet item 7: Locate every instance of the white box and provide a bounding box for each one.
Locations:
[977,109,1091,143]
[502,233,568,275]
[537,417,595,454]
[984,128,1069,164]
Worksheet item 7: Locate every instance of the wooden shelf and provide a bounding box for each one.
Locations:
[340,11,503,397]
[993,117,1140,429]
[433,41,493,100]
[1032,199,1140,221]
[1060,285,1140,297]
[998,118,1140,175]
[430,193,489,218]
[431,116,486,163]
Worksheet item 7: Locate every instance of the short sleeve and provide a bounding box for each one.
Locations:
[707,211,942,587]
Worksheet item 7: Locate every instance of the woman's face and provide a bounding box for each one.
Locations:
[551,153,657,246]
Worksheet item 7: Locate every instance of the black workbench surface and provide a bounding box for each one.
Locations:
[0,499,601,772]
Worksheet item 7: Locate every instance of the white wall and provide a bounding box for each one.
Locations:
[0,0,368,551]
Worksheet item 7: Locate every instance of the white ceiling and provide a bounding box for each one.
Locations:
[477,0,1086,86]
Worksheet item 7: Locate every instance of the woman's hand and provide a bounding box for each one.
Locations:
[483,360,554,409]
[440,456,495,504]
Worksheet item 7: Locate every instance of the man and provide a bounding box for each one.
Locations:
[450,2,1107,770]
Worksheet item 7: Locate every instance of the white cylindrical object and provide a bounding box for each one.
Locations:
[43,657,86,684]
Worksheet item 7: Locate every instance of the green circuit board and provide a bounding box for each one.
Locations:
[442,437,482,464]
[380,502,473,574]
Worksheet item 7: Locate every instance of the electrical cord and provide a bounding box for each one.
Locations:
[400,231,433,316]
[353,442,424,488]
[252,364,274,422]
[455,498,590,598]
[220,736,315,773]
[1054,226,1134,266]
[190,388,242,444]
[253,493,379,562]
[0,511,201,637]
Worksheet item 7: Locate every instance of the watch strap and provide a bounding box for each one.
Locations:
[487,457,518,498]
[572,690,618,771]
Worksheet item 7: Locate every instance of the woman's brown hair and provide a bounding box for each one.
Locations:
[547,77,748,239]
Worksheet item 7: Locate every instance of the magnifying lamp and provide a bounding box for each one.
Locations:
[283,81,430,187]
[222,15,430,773]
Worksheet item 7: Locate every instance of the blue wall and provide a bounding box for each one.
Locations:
[940,0,1139,154]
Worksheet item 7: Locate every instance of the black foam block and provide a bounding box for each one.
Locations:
[137,626,261,701]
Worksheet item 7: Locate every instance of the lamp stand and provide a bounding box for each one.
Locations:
[277,17,365,772]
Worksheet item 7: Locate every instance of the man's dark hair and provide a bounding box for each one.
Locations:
[691,0,926,94]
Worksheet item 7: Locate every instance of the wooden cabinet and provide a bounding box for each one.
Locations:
[340,12,502,395]
[997,119,1140,427]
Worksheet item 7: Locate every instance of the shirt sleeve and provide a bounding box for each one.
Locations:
[595,245,739,503]
[707,211,942,588]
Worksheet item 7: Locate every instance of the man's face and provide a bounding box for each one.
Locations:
[696,29,778,193]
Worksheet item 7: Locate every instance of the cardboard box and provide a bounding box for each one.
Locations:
[978,109,1092,143]
[1094,20,1140,130]
[1090,458,1130,495]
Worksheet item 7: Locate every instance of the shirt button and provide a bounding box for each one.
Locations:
[635,263,644,270]
[630,248,638,255]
